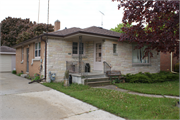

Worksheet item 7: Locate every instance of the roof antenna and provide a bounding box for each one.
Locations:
[38,0,40,24]
[99,11,104,27]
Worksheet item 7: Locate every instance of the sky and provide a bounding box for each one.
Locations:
[0,0,124,30]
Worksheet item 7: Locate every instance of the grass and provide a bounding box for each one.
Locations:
[115,80,179,96]
[42,82,179,119]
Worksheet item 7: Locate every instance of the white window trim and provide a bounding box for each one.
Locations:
[35,42,41,58]
[72,42,85,56]
[31,58,42,66]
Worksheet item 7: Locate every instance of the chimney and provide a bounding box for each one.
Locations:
[54,20,60,31]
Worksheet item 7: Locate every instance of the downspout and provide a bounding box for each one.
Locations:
[41,36,47,80]
[171,52,177,73]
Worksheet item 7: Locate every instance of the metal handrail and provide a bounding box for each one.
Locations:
[66,61,90,85]
[103,61,111,74]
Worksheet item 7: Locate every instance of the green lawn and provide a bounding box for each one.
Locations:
[115,80,179,96]
[42,82,179,119]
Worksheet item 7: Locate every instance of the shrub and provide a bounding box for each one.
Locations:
[127,74,151,83]
[17,73,23,76]
[174,63,179,72]
[124,71,179,83]
[12,70,16,74]
[31,73,41,81]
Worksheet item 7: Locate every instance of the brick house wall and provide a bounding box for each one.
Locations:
[160,52,178,71]
[16,40,45,77]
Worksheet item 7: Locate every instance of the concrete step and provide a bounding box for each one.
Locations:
[83,73,106,78]
[87,80,111,87]
[84,77,109,82]
[85,77,111,87]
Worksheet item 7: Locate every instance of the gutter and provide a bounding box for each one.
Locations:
[171,52,177,73]
[41,36,47,80]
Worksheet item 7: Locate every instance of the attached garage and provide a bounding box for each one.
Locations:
[0,46,16,72]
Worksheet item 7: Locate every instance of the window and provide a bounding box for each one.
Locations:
[35,42,41,57]
[113,44,117,53]
[21,47,24,60]
[72,42,84,55]
[132,44,149,64]
[73,42,78,54]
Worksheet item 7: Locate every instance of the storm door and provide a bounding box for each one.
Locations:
[94,43,103,70]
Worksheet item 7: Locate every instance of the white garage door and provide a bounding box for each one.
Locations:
[0,55,12,72]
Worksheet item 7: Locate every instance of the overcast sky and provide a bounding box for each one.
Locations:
[0,0,124,30]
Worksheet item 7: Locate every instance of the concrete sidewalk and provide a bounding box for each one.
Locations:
[0,73,125,120]
[94,85,179,99]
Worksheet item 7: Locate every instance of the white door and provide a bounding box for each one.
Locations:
[94,43,103,71]
[0,55,12,72]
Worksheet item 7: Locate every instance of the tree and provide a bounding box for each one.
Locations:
[110,23,132,33]
[1,17,54,47]
[112,0,179,58]
[16,23,54,44]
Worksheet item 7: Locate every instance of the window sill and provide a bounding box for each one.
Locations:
[35,57,41,59]
[132,63,151,66]
[113,53,118,56]
[21,60,24,64]
[72,55,87,58]
[31,58,42,66]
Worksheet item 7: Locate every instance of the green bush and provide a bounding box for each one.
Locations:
[127,74,151,83]
[174,63,179,72]
[17,73,23,76]
[124,71,179,83]
[31,73,41,81]
[12,70,16,74]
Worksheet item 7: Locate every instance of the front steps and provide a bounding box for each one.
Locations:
[83,71,111,87]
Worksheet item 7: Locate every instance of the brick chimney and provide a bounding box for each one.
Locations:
[54,20,60,31]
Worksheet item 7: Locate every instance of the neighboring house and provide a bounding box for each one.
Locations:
[160,52,179,72]
[13,20,160,83]
[0,46,16,72]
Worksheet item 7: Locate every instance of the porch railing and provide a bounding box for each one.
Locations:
[103,61,111,74]
[66,61,89,74]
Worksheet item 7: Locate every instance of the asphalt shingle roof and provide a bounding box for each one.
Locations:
[48,26,121,38]
[13,26,121,48]
[0,46,16,52]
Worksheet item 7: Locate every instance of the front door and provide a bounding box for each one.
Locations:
[94,43,103,71]
[26,48,29,72]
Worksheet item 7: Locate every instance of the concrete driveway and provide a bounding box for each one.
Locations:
[0,73,124,120]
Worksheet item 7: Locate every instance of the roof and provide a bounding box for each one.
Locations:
[0,46,16,54]
[48,26,121,38]
[13,26,122,48]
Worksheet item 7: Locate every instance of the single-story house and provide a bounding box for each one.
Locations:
[0,46,16,72]
[13,20,160,83]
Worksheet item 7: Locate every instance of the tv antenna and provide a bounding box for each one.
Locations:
[99,11,104,27]
[38,0,40,23]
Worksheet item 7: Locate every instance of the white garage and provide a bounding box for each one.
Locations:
[0,46,16,72]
